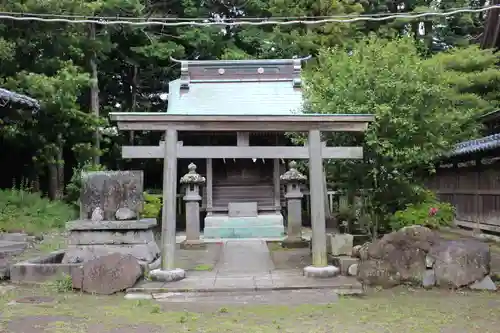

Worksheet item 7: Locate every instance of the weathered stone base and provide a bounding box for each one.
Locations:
[303,265,339,278]
[180,240,206,250]
[282,238,309,249]
[63,242,160,266]
[149,268,186,282]
[10,250,82,284]
[63,218,160,267]
[329,255,359,276]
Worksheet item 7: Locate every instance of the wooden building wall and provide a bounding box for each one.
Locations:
[427,154,500,233]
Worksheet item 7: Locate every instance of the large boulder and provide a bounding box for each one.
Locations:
[357,225,440,288]
[71,253,143,295]
[427,239,490,288]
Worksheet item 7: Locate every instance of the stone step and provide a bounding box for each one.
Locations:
[204,225,285,238]
[204,214,285,238]
[0,241,28,254]
[213,184,274,189]
[0,233,31,243]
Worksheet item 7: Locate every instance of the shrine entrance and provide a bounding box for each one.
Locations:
[110,112,373,280]
[110,57,374,282]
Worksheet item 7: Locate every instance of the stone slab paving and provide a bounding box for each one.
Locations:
[215,239,274,274]
[128,272,362,295]
[129,238,362,295]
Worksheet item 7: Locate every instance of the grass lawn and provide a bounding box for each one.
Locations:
[0,285,499,333]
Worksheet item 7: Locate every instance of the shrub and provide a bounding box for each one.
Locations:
[65,162,107,207]
[142,192,162,218]
[389,200,455,231]
[0,188,76,235]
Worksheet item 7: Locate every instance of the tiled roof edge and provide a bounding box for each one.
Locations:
[0,88,40,111]
[450,133,500,156]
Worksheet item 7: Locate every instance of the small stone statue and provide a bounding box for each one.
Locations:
[91,207,104,222]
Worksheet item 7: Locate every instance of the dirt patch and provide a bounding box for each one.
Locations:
[175,243,223,271]
[86,323,164,333]
[269,246,311,270]
[14,296,55,304]
[5,315,78,333]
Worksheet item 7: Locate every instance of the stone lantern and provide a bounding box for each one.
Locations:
[280,161,308,248]
[180,163,206,249]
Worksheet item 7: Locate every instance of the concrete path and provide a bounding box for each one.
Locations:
[128,271,362,296]
[215,240,274,274]
[128,238,363,296]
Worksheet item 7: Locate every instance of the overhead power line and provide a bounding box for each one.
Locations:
[0,5,496,26]
[0,6,493,21]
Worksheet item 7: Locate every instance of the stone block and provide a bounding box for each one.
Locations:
[469,275,497,291]
[68,229,155,245]
[422,269,436,288]
[71,253,143,295]
[66,219,156,231]
[329,255,359,276]
[10,250,82,284]
[329,234,354,256]
[62,241,160,265]
[149,268,186,282]
[204,214,284,239]
[347,263,358,276]
[303,265,339,278]
[228,202,258,218]
[80,171,144,220]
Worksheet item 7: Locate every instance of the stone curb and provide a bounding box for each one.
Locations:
[126,285,364,296]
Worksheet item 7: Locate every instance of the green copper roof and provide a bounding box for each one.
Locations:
[167,79,304,115]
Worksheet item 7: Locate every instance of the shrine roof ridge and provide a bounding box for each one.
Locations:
[170,56,311,67]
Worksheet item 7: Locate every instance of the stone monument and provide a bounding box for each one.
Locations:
[62,171,160,269]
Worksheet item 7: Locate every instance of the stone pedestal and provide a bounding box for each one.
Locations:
[328,233,354,256]
[62,219,160,270]
[329,255,359,276]
[179,163,206,250]
[303,265,339,278]
[280,161,308,248]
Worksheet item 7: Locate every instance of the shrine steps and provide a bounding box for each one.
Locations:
[204,213,285,239]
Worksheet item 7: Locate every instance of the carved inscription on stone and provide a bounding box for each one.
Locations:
[80,171,144,221]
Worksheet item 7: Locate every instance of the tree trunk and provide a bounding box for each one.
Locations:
[48,162,57,200]
[56,137,64,200]
[129,65,138,144]
[89,23,100,165]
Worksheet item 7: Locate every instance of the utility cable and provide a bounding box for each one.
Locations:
[0,5,495,26]
[0,5,491,21]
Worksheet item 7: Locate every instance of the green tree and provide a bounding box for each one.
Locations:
[302,36,497,235]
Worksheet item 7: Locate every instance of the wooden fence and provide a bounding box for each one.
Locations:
[427,159,500,233]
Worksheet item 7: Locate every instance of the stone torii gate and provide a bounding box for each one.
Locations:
[109,113,374,281]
